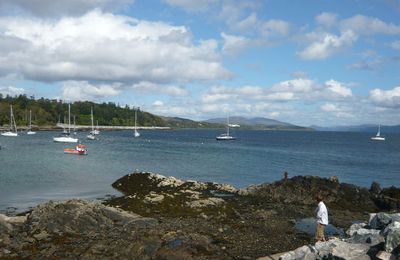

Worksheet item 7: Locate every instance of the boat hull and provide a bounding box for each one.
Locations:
[371,137,385,141]
[53,136,78,143]
[1,132,18,137]
[27,131,36,135]
[216,136,236,141]
[87,134,96,140]
[64,149,87,155]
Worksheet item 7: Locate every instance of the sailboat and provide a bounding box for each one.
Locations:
[27,110,36,135]
[371,124,385,141]
[53,104,78,143]
[134,109,140,138]
[87,107,96,140]
[216,116,235,141]
[92,120,100,135]
[1,105,18,137]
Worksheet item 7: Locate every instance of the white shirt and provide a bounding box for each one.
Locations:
[316,201,329,225]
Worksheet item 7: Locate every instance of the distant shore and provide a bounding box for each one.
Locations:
[0,124,171,131]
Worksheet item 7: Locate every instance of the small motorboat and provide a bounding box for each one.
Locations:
[64,144,88,155]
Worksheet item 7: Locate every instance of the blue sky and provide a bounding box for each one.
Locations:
[0,0,399,126]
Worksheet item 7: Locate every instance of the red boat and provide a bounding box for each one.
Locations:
[64,144,88,155]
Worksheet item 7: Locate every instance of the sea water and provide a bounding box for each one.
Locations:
[0,129,399,212]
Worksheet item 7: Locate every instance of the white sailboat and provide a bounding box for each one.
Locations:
[92,120,100,135]
[53,104,78,143]
[134,109,140,138]
[371,124,385,141]
[27,110,36,135]
[1,105,18,137]
[216,116,235,141]
[87,107,96,140]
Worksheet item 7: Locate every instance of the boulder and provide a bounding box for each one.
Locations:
[369,213,400,230]
[279,245,317,260]
[382,221,400,253]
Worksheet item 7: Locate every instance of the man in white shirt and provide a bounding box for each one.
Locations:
[315,194,328,241]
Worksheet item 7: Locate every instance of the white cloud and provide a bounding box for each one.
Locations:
[153,100,164,107]
[132,81,189,97]
[321,103,338,112]
[315,12,338,28]
[0,86,25,96]
[0,0,132,17]
[259,19,290,37]
[320,103,353,118]
[298,30,357,60]
[325,79,352,98]
[61,81,121,101]
[221,32,251,55]
[163,0,219,12]
[271,78,315,93]
[369,87,400,108]
[390,40,400,50]
[340,15,400,35]
[0,10,230,84]
[235,12,258,31]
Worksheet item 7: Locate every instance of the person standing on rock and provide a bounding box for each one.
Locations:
[315,194,328,242]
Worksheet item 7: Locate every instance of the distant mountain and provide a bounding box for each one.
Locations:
[205,116,312,131]
[161,116,220,128]
[311,124,400,133]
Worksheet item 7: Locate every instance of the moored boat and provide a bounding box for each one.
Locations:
[64,144,88,155]
[371,125,385,141]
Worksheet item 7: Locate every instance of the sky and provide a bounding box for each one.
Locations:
[0,0,399,127]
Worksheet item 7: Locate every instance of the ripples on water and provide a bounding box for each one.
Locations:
[0,129,399,212]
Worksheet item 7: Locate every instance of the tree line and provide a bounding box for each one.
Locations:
[0,94,166,128]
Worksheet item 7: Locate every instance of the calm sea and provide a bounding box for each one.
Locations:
[0,129,399,213]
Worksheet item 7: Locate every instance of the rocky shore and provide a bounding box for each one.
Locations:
[1,173,399,259]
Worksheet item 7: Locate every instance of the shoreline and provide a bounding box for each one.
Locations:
[1,172,399,258]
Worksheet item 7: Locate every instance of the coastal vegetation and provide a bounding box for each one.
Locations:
[0,94,165,128]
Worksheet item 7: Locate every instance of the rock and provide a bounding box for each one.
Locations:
[185,197,225,208]
[33,231,50,241]
[282,239,372,259]
[279,245,317,260]
[369,212,400,230]
[370,182,382,194]
[369,212,393,230]
[346,222,367,236]
[382,221,400,253]
[376,250,398,260]
[144,192,165,204]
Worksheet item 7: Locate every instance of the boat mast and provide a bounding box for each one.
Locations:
[29,109,32,130]
[227,116,230,136]
[135,109,137,130]
[91,107,94,132]
[68,104,71,134]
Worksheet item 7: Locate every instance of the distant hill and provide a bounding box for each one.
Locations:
[161,116,221,128]
[205,116,312,131]
[311,124,400,133]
